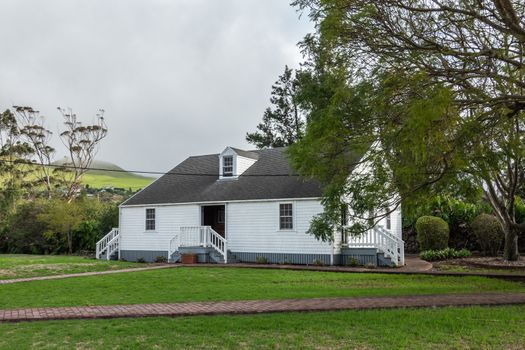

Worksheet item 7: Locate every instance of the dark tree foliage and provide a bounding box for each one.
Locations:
[246,66,305,149]
[290,0,525,260]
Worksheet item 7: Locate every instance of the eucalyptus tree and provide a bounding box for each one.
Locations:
[0,109,34,210]
[290,0,525,260]
[57,107,108,202]
[14,106,56,198]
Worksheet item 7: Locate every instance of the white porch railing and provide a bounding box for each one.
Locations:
[168,226,227,263]
[345,225,405,266]
[96,228,120,260]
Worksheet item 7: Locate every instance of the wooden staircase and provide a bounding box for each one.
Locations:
[168,226,228,263]
[344,225,405,266]
[95,228,120,260]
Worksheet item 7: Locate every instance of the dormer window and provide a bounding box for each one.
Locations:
[223,156,233,177]
[219,147,258,180]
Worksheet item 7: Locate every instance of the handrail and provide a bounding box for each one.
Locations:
[179,226,208,247]
[168,226,228,263]
[105,234,120,261]
[168,233,180,262]
[96,228,119,260]
[208,227,227,264]
[345,225,404,266]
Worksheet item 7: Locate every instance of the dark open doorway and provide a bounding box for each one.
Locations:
[201,205,225,237]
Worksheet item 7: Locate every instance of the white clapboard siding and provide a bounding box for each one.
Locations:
[235,155,257,176]
[120,204,200,251]
[376,207,403,240]
[226,199,332,254]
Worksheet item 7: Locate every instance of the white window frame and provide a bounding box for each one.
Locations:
[223,156,234,177]
[278,202,294,231]
[145,208,156,231]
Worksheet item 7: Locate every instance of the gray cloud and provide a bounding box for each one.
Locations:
[0,0,311,172]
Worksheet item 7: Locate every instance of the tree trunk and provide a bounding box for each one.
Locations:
[503,226,519,261]
[67,229,73,255]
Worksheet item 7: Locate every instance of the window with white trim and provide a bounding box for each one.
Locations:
[279,203,293,230]
[145,208,156,231]
[223,156,233,177]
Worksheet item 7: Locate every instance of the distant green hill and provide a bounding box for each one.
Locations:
[53,158,155,190]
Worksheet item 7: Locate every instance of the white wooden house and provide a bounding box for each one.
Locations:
[96,147,404,266]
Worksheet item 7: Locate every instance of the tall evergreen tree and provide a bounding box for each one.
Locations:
[246,66,305,149]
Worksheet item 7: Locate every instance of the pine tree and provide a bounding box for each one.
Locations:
[246,66,304,149]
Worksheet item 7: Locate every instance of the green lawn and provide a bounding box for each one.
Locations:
[434,262,525,275]
[81,173,153,190]
[53,159,155,190]
[0,254,145,280]
[0,306,524,349]
[0,267,523,309]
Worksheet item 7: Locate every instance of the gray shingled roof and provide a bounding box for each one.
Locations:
[122,147,323,206]
[230,147,259,160]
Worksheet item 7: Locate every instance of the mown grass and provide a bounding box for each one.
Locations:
[0,306,524,349]
[434,262,525,275]
[0,267,523,309]
[0,254,144,280]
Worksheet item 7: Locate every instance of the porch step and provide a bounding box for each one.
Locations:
[169,251,181,263]
[95,228,120,260]
[377,250,394,267]
[209,250,224,264]
[168,246,234,264]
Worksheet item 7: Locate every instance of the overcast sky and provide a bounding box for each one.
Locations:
[0,0,312,173]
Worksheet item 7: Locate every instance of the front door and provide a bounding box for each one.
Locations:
[202,205,225,237]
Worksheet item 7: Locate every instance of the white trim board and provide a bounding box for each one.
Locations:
[120,197,321,208]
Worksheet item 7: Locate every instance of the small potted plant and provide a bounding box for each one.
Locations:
[181,252,198,264]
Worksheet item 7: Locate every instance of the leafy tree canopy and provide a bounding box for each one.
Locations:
[289,0,525,260]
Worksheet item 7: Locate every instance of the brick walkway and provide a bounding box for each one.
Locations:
[1,292,525,323]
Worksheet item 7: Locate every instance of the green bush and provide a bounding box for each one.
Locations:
[255,256,268,264]
[312,258,325,266]
[154,255,167,263]
[470,214,503,256]
[420,248,472,261]
[346,257,362,267]
[136,257,146,263]
[364,262,376,269]
[415,216,449,250]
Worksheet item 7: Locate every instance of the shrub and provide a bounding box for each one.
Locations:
[136,257,146,263]
[415,216,449,250]
[255,256,268,264]
[420,248,472,261]
[312,258,325,266]
[346,257,362,267]
[154,255,167,263]
[364,262,376,269]
[470,214,503,256]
